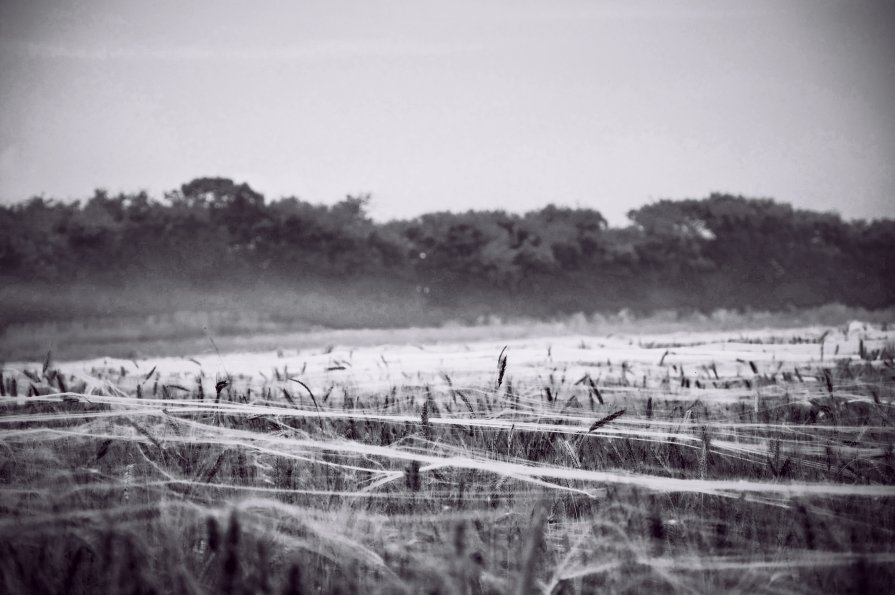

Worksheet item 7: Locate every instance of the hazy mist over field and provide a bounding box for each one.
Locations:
[1,2,895,594]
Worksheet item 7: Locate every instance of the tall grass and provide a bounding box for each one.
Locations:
[1,325,894,593]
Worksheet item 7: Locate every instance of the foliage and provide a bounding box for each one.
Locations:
[1,181,892,317]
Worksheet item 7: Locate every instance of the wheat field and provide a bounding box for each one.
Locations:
[1,322,894,594]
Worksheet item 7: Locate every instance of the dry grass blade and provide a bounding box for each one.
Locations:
[456,390,475,417]
[588,409,626,432]
[281,388,297,408]
[421,398,432,440]
[121,417,166,463]
[201,449,228,484]
[95,439,113,461]
[586,375,604,405]
[496,346,509,389]
[289,377,320,413]
[822,368,834,394]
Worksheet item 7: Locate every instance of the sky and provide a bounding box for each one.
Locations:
[0,0,893,225]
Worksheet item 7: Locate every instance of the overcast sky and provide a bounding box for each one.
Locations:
[0,0,892,224]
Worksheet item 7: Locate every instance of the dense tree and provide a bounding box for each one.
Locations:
[1,181,891,315]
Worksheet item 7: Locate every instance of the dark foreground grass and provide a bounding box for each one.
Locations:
[1,354,894,594]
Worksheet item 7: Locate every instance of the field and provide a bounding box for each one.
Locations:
[2,320,895,594]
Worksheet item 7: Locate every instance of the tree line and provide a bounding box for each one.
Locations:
[2,177,892,315]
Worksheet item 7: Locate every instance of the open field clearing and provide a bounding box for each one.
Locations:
[2,322,895,593]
